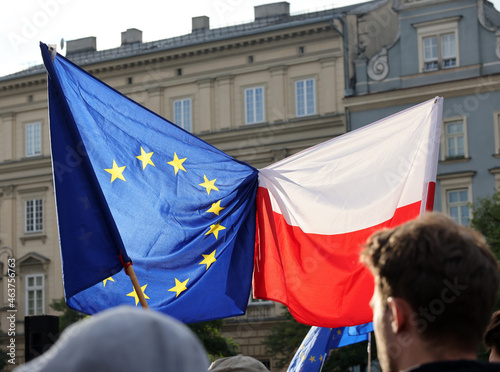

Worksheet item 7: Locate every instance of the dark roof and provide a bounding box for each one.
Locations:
[0,1,374,82]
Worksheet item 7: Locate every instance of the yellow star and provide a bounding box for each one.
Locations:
[319,355,323,362]
[337,329,342,335]
[136,147,155,170]
[168,278,189,297]
[167,153,187,175]
[103,277,115,287]
[206,200,225,216]
[205,222,226,240]
[199,250,217,270]
[104,160,126,182]
[199,175,219,195]
[309,356,316,363]
[126,284,150,306]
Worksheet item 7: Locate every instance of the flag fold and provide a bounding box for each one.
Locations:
[41,43,259,323]
[253,97,443,327]
[287,323,373,372]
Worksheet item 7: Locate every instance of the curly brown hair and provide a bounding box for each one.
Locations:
[485,310,500,351]
[361,212,499,350]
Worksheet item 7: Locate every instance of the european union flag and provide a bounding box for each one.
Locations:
[287,323,373,372]
[40,43,258,322]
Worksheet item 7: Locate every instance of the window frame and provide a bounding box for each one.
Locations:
[446,188,470,226]
[415,18,460,73]
[438,172,474,227]
[494,111,500,156]
[25,198,43,234]
[25,122,42,157]
[244,86,265,125]
[25,274,45,316]
[295,78,316,117]
[173,97,192,132]
[441,117,468,160]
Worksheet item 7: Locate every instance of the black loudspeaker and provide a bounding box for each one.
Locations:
[24,315,59,362]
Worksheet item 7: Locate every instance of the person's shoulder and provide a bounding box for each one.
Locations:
[408,360,500,371]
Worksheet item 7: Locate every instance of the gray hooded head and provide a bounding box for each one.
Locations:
[209,355,269,371]
[15,305,209,372]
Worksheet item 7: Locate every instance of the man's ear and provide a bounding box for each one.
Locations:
[387,297,411,334]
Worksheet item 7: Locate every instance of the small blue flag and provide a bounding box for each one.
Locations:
[40,43,258,323]
[287,323,373,372]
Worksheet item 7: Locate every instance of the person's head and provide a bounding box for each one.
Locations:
[14,306,209,372]
[361,212,499,372]
[485,310,500,362]
[209,355,269,371]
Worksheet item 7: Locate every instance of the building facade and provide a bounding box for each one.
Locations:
[1,0,499,369]
[345,0,500,225]
[0,2,352,369]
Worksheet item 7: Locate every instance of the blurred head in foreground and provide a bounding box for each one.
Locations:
[14,305,209,372]
[361,212,499,372]
[485,310,500,362]
[209,354,269,371]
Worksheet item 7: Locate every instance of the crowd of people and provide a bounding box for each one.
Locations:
[13,212,500,371]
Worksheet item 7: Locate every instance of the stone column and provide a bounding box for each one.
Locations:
[216,75,233,131]
[1,114,15,162]
[319,58,337,115]
[196,78,214,133]
[147,88,163,116]
[268,66,287,123]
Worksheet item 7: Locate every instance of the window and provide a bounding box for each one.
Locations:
[244,86,265,124]
[25,199,43,233]
[491,168,500,190]
[422,33,456,71]
[295,78,316,117]
[415,17,459,73]
[438,171,474,227]
[26,122,41,157]
[26,274,44,316]
[441,118,468,160]
[447,189,470,226]
[173,98,192,132]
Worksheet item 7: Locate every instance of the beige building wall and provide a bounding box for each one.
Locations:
[0,5,348,369]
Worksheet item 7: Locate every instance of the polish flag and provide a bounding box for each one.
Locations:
[253,97,443,327]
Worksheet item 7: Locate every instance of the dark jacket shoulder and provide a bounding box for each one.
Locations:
[409,360,500,371]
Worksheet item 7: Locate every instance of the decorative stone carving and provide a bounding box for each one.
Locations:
[367,48,389,81]
[496,31,500,60]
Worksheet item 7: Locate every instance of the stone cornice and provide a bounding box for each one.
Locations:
[436,170,476,180]
[86,24,335,75]
[0,157,52,182]
[200,114,345,149]
[0,24,337,92]
[344,72,500,112]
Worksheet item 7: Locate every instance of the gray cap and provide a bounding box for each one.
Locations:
[209,355,269,371]
[15,305,209,372]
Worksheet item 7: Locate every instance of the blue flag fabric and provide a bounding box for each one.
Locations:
[287,323,373,372]
[40,43,259,323]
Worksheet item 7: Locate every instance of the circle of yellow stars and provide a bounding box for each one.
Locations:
[101,145,231,306]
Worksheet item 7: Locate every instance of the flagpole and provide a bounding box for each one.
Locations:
[124,263,149,309]
[367,332,372,372]
[319,352,327,372]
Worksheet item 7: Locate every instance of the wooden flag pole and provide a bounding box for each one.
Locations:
[367,332,372,372]
[125,263,149,309]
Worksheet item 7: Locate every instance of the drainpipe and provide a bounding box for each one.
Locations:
[329,16,353,133]
[329,16,353,97]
